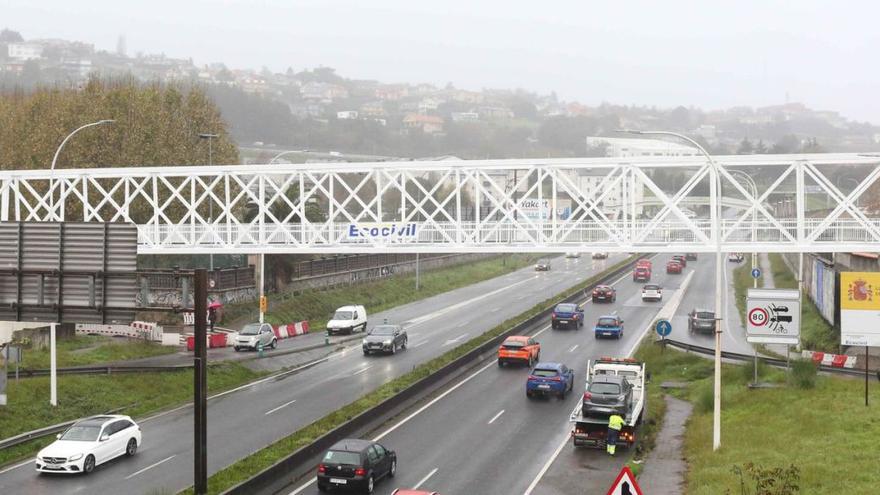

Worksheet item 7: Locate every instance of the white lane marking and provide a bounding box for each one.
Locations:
[456,321,469,328]
[568,344,579,353]
[265,399,297,416]
[290,258,648,495]
[442,333,468,346]
[124,455,176,480]
[491,307,501,313]
[409,340,428,349]
[351,365,373,376]
[403,277,533,327]
[0,459,33,476]
[488,409,506,424]
[522,427,570,495]
[413,467,439,490]
[287,359,499,495]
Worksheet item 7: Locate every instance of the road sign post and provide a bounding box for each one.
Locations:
[655,319,672,353]
[839,272,880,406]
[606,465,643,495]
[747,289,800,386]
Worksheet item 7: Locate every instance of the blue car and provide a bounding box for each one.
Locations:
[526,362,575,399]
[594,315,624,339]
[551,303,584,329]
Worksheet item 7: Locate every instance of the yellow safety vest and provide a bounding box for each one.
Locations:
[608,414,625,431]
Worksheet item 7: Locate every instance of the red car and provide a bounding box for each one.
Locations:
[636,259,652,270]
[666,260,683,274]
[633,266,651,282]
[592,285,617,303]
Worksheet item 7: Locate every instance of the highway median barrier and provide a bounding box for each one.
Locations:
[193,254,644,495]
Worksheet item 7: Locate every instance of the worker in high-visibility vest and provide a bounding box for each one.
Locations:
[606,413,625,455]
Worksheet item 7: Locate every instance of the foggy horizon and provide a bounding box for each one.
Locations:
[5,0,880,124]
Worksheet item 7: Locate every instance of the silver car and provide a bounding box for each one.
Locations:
[234,323,277,351]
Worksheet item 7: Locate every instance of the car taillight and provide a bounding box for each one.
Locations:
[583,392,592,401]
[550,376,562,382]
[528,375,536,381]
[318,464,326,473]
[551,312,557,319]
[573,314,579,319]
[354,467,366,477]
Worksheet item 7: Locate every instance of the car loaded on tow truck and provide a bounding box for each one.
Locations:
[569,357,646,449]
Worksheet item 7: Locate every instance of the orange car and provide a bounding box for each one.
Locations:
[497,335,541,367]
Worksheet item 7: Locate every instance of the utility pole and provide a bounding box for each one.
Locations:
[193,269,208,494]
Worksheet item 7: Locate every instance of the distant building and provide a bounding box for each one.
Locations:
[418,97,443,114]
[7,43,43,61]
[301,82,348,101]
[479,106,514,120]
[337,110,359,120]
[402,114,444,134]
[359,101,387,117]
[451,112,479,122]
[585,136,701,158]
[375,84,409,101]
[695,124,717,141]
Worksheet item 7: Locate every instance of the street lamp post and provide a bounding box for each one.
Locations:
[728,170,759,289]
[618,129,724,451]
[50,119,115,221]
[48,119,114,407]
[268,150,302,164]
[199,133,219,271]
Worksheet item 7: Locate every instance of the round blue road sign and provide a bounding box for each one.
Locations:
[751,267,762,279]
[655,319,672,337]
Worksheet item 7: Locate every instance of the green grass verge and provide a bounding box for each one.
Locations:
[0,363,265,467]
[768,253,838,352]
[17,335,178,370]
[178,255,639,494]
[222,254,539,330]
[637,338,879,494]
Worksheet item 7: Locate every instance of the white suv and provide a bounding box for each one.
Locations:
[36,415,141,474]
[327,305,368,335]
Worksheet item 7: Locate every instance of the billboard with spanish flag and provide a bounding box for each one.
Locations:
[840,272,880,346]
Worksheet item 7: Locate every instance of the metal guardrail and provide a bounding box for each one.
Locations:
[661,338,867,377]
[0,407,131,452]
[221,256,642,495]
[7,364,193,379]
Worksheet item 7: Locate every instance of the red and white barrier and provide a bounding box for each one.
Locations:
[76,322,163,341]
[273,321,310,340]
[801,350,857,368]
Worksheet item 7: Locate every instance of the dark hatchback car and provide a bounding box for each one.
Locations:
[591,285,617,303]
[362,324,408,355]
[535,259,551,271]
[317,439,397,493]
[582,375,633,418]
[688,308,717,334]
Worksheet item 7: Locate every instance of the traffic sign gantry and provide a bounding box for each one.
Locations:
[606,465,643,495]
[751,267,762,279]
[655,319,672,337]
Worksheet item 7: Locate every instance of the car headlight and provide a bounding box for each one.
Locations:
[383,340,392,346]
[362,339,368,345]
[68,453,83,461]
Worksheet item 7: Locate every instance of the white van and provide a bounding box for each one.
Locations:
[326,305,368,335]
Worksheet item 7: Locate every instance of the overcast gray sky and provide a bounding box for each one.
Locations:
[7,0,880,123]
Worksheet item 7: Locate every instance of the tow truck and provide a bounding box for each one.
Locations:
[569,357,646,449]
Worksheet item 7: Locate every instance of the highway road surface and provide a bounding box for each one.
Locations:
[0,254,624,495]
[287,253,688,495]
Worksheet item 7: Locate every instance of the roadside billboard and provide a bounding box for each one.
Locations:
[840,272,880,347]
[746,289,801,345]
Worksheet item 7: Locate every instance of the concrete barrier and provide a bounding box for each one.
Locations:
[802,350,857,368]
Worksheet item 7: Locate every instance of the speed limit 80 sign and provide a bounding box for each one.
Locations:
[746,288,800,345]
